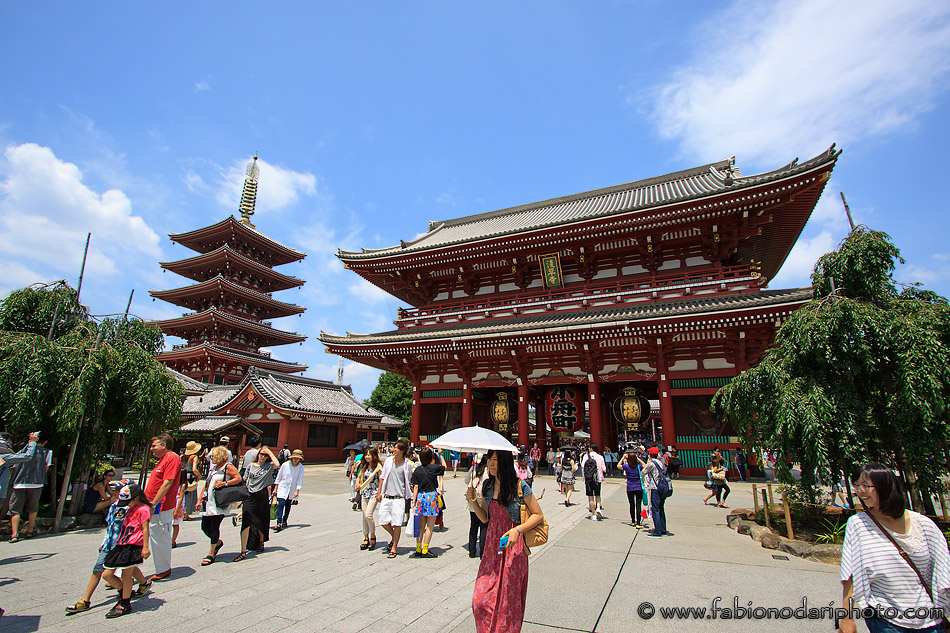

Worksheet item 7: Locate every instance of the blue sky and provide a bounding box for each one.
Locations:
[2,1,949,400]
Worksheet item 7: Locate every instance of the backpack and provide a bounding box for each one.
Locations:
[278,449,290,464]
[583,454,599,481]
[653,459,673,498]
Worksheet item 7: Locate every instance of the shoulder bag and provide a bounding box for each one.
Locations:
[518,482,549,554]
[213,466,250,507]
[861,502,949,629]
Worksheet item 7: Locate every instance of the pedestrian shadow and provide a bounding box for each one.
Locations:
[172,540,196,548]
[0,553,55,566]
[0,576,18,587]
[168,566,197,580]
[280,523,312,530]
[0,614,41,633]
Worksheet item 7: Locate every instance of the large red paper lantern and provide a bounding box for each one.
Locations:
[545,385,585,433]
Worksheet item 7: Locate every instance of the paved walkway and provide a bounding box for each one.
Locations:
[0,466,841,632]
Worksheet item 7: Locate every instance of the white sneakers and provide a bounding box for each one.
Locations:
[596,508,604,519]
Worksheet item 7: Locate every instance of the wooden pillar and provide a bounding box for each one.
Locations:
[588,378,604,448]
[656,341,675,449]
[518,382,530,447]
[462,382,473,428]
[411,381,422,443]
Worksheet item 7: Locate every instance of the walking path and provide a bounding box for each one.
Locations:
[1,466,840,632]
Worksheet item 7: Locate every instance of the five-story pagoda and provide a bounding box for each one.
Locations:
[151,155,308,384]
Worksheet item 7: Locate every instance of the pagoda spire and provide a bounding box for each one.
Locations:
[238,154,260,228]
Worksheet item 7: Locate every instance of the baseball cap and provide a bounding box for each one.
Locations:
[117,483,143,506]
[648,446,659,456]
[219,436,230,443]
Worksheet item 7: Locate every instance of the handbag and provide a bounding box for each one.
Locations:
[269,494,279,520]
[860,501,950,629]
[518,482,549,554]
[213,470,250,507]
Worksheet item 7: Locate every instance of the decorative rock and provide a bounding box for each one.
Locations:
[749,524,771,541]
[760,533,782,549]
[726,514,745,528]
[807,544,843,565]
[78,513,105,528]
[779,540,815,558]
[736,520,755,535]
[59,516,77,531]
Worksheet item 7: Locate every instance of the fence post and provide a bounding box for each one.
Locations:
[762,490,771,529]
[752,483,759,514]
[767,483,775,511]
[783,493,794,540]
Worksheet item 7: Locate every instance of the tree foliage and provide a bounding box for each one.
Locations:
[0,282,184,469]
[365,371,412,436]
[714,227,950,508]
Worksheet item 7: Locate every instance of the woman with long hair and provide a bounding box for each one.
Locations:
[466,454,489,558]
[467,449,544,632]
[356,448,382,550]
[234,446,278,562]
[410,447,445,557]
[560,453,576,507]
[839,464,950,633]
[83,468,117,515]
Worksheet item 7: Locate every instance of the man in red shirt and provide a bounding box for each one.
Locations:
[144,433,180,581]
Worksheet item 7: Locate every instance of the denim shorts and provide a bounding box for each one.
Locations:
[92,548,109,573]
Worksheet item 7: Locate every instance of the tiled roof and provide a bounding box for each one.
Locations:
[320,287,813,345]
[366,407,407,428]
[149,275,305,317]
[182,385,241,415]
[153,307,307,344]
[169,216,305,263]
[165,367,209,394]
[180,415,262,435]
[160,343,307,372]
[340,147,839,260]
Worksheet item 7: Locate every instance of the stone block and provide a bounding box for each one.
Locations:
[736,520,755,535]
[778,540,815,558]
[726,513,746,528]
[760,532,782,549]
[749,524,770,541]
[807,543,843,565]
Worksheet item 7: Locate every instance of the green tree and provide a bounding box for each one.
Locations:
[0,282,184,523]
[365,371,412,437]
[713,227,950,511]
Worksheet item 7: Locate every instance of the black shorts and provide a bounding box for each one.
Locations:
[103,544,143,570]
[585,480,602,497]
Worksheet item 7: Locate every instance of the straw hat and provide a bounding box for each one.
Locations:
[184,441,201,456]
[290,449,304,460]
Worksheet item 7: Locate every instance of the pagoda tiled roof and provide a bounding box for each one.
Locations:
[158,343,307,373]
[169,216,305,265]
[320,287,813,346]
[339,147,839,260]
[165,366,210,395]
[149,275,306,318]
[182,368,380,420]
[153,307,307,346]
[160,245,305,291]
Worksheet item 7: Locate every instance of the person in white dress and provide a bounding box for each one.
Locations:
[195,446,241,566]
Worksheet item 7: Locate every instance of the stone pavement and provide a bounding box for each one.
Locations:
[0,466,842,632]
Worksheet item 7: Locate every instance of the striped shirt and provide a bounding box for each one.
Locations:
[841,510,950,628]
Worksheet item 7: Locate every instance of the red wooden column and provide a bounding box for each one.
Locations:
[656,341,675,449]
[462,382,473,427]
[411,381,422,443]
[518,382,530,447]
[587,378,604,448]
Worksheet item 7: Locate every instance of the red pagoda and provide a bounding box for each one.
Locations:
[320,147,840,475]
[152,156,308,384]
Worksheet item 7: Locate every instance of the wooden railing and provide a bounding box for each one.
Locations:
[394,265,760,328]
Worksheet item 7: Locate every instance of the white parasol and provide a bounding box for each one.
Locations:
[428,426,519,454]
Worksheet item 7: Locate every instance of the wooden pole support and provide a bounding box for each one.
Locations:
[752,483,759,514]
[762,490,771,529]
[767,483,775,511]
[939,490,948,519]
[783,493,794,540]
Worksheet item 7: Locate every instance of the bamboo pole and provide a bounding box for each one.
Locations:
[767,483,775,511]
[752,483,759,514]
[783,493,794,540]
[762,490,771,529]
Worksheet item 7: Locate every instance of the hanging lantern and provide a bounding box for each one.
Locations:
[490,392,516,432]
[611,387,651,432]
[545,385,585,433]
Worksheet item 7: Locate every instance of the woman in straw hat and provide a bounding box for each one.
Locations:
[273,449,305,532]
[179,441,202,521]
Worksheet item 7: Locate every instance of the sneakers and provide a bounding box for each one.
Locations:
[596,508,604,519]
[105,603,131,618]
[587,515,599,521]
[645,533,663,538]
[132,580,152,598]
[65,599,90,615]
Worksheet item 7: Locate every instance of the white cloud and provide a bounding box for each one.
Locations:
[349,279,391,304]
[0,143,161,291]
[643,0,950,168]
[194,80,210,92]
[769,230,835,289]
[215,157,317,213]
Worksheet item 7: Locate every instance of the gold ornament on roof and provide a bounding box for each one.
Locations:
[239,154,260,228]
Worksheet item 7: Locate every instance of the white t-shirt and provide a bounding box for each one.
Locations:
[15,449,52,489]
[841,511,950,628]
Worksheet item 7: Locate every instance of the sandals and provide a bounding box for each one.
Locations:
[8,536,19,543]
[369,538,377,550]
[387,550,397,558]
[23,530,36,539]
[232,552,247,562]
[360,539,370,550]
[201,556,215,566]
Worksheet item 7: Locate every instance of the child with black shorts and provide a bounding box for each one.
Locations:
[101,483,152,618]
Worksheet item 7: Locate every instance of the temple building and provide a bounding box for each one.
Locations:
[320,146,840,475]
[151,155,308,384]
[155,156,399,460]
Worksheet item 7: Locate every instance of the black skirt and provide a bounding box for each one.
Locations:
[242,488,270,544]
[103,544,143,570]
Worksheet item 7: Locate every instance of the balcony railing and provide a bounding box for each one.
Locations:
[394,264,761,329]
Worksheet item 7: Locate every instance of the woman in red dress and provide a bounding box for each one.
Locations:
[467,449,545,633]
